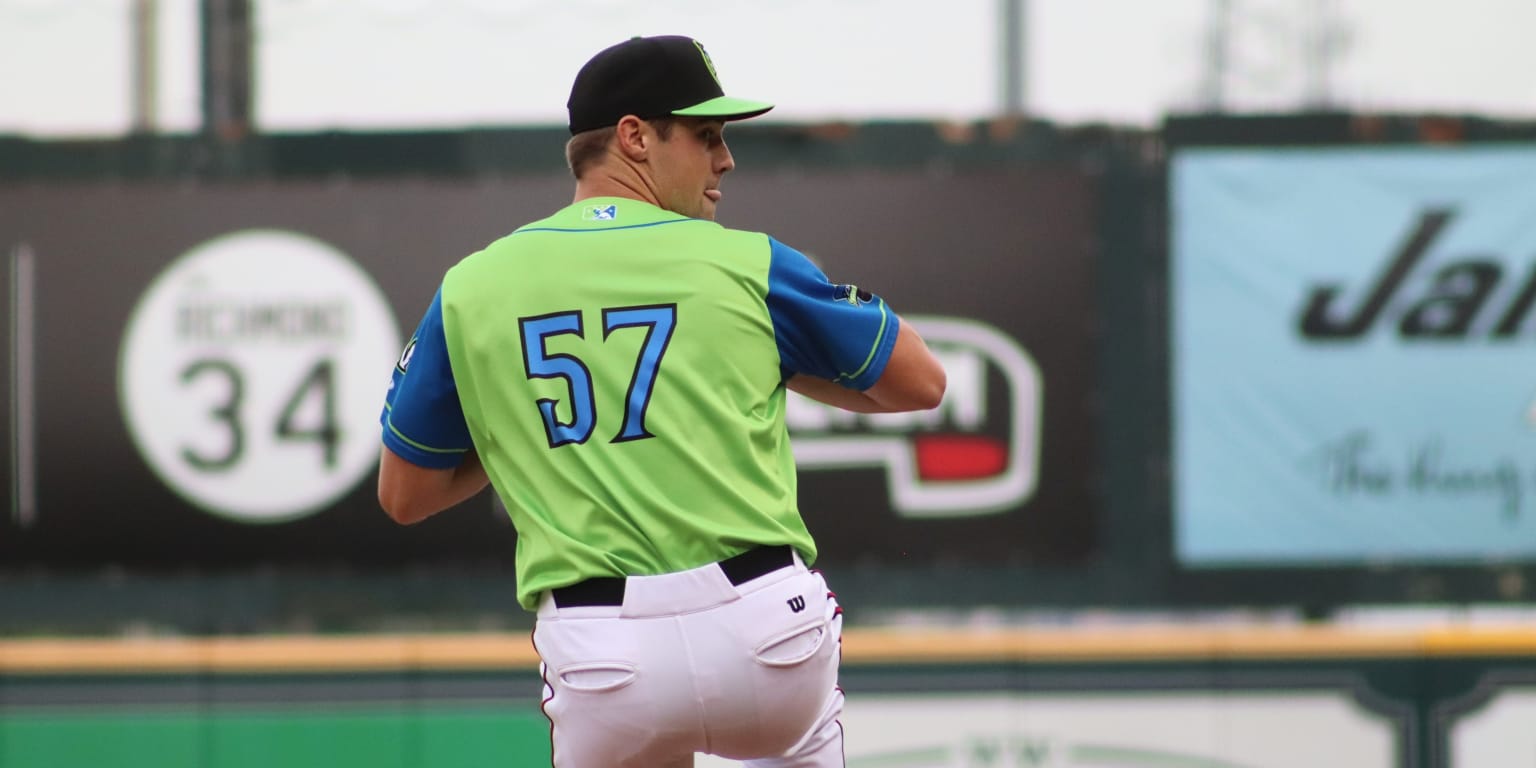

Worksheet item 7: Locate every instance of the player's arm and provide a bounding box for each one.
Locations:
[378,445,488,526]
[377,287,487,525]
[788,317,944,412]
[767,238,945,413]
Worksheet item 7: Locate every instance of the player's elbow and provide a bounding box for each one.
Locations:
[377,464,436,526]
[895,367,947,411]
[378,487,430,526]
[911,368,947,411]
[865,364,947,412]
[377,445,456,525]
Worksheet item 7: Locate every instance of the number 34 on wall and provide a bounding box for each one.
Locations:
[119,230,402,525]
[177,358,340,472]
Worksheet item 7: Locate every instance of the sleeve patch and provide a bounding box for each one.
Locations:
[833,284,874,306]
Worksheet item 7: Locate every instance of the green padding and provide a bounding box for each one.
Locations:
[0,713,202,768]
[0,707,551,768]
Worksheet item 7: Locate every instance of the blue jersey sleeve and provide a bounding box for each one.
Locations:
[380,288,473,469]
[765,238,899,390]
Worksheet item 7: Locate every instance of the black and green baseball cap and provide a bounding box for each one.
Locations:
[566,35,774,135]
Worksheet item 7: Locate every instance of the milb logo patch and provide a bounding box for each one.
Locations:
[582,204,618,221]
[787,316,1042,518]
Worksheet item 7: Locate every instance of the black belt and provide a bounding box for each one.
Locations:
[550,545,796,608]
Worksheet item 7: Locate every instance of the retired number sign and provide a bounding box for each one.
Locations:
[118,230,401,524]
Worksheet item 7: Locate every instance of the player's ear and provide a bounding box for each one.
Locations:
[614,115,649,161]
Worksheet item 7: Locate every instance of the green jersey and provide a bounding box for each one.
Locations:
[381,197,898,610]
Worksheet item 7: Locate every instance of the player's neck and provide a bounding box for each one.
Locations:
[574,164,662,210]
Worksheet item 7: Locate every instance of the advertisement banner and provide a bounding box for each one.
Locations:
[1172,146,1536,565]
[0,169,1095,570]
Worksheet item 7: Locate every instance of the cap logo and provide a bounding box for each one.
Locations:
[693,40,722,88]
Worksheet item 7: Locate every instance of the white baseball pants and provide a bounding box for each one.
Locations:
[533,552,845,767]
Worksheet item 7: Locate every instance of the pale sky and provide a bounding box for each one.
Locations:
[1,0,1534,136]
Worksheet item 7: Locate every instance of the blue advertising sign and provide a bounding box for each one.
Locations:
[1172,145,1536,565]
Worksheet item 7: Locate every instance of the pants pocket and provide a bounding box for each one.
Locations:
[752,620,829,668]
[555,661,639,693]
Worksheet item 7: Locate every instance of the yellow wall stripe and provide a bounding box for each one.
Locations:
[2,626,1533,675]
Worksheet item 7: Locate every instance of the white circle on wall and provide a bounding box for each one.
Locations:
[119,229,402,524]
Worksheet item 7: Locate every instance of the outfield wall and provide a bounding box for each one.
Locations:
[5,626,1536,767]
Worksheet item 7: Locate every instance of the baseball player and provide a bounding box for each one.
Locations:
[377,35,946,767]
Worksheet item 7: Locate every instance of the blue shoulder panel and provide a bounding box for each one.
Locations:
[379,288,472,468]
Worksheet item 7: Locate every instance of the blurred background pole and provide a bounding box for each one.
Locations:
[10,244,36,529]
[1302,0,1341,109]
[999,0,1027,116]
[1200,0,1231,112]
[129,0,158,134]
[200,0,254,141]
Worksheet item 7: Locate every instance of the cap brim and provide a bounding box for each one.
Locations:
[671,95,774,122]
